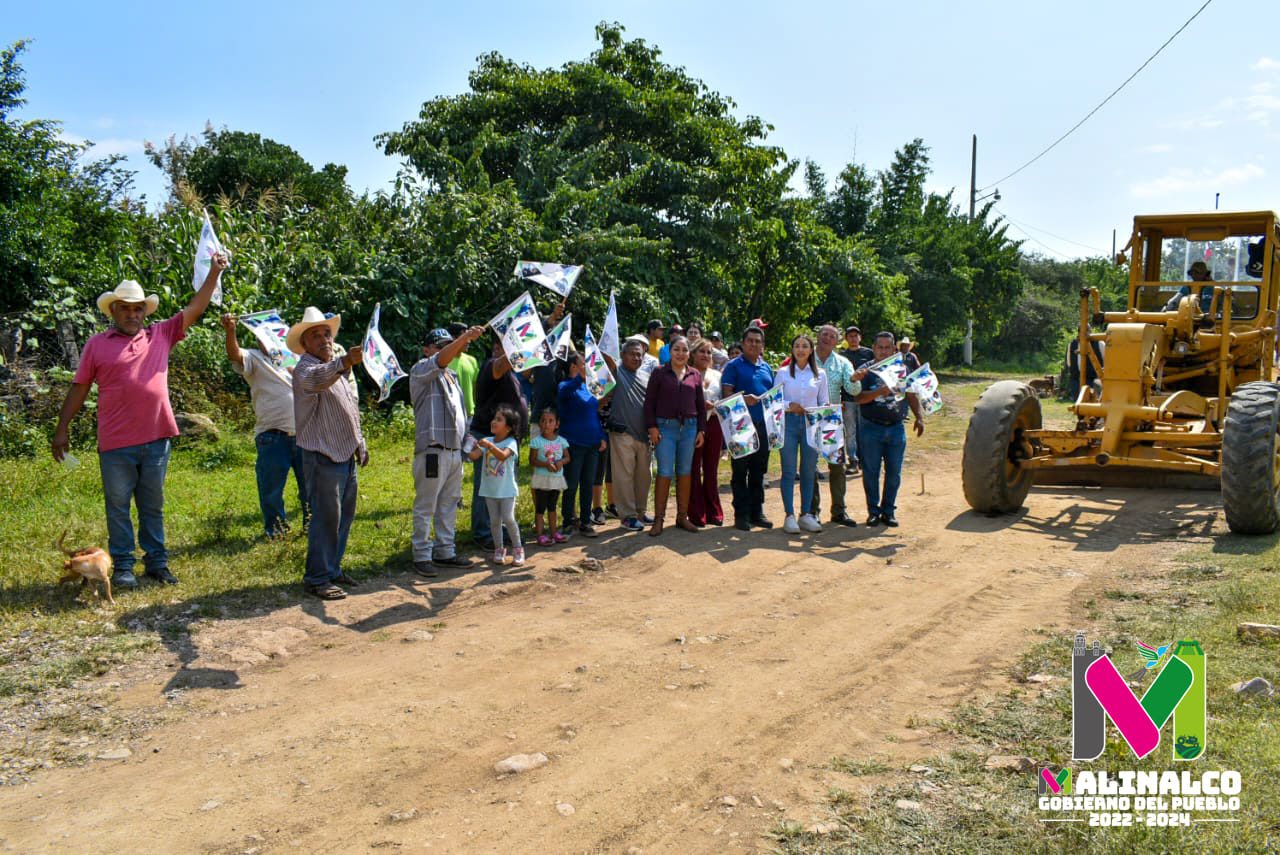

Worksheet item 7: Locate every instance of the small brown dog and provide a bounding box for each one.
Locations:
[56,531,114,605]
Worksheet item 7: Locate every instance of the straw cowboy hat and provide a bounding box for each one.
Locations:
[97,280,159,317]
[286,306,341,354]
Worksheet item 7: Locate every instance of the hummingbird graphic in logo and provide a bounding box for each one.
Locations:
[1136,641,1170,669]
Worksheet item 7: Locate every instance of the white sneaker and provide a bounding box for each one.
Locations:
[799,514,823,533]
[783,514,800,534]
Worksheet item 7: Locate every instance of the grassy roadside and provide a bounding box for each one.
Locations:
[771,528,1280,852]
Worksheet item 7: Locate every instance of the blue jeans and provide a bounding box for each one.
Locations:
[562,443,600,526]
[301,450,357,588]
[779,412,817,517]
[255,431,309,537]
[98,438,172,573]
[860,419,907,517]
[654,418,697,478]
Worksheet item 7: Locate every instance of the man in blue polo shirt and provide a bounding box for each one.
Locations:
[856,331,925,528]
[720,324,776,531]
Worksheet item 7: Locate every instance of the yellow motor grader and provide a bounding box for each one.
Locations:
[962,210,1280,534]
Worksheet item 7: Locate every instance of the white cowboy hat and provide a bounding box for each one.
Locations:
[286,306,341,354]
[97,280,159,317]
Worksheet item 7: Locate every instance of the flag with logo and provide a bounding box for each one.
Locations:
[870,352,909,399]
[362,303,407,402]
[584,324,615,399]
[488,291,547,372]
[238,310,298,370]
[906,362,943,415]
[525,313,573,370]
[714,393,761,459]
[804,405,846,463]
[760,384,786,450]
[599,291,621,361]
[514,260,582,298]
[192,209,226,306]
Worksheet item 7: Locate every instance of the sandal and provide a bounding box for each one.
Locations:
[305,583,346,601]
[334,573,360,587]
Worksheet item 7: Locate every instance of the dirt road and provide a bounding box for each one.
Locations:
[0,445,1219,853]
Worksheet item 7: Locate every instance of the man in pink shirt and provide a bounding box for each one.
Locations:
[51,253,229,590]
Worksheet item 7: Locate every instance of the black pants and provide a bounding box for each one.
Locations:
[730,420,770,521]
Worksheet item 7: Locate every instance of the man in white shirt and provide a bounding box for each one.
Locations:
[222,313,309,538]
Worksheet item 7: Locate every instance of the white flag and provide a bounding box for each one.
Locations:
[804,405,846,463]
[525,313,573,370]
[362,303,407,402]
[487,291,547,372]
[869,352,909,400]
[906,362,944,415]
[599,291,621,361]
[713,393,761,460]
[192,210,226,306]
[583,324,616,399]
[514,260,582,298]
[759,384,786,450]
[238,310,298,370]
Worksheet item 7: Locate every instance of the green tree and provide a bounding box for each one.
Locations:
[379,22,828,336]
[147,126,349,210]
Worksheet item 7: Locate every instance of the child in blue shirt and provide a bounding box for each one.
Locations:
[470,404,523,565]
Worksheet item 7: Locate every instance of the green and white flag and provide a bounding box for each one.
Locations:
[488,291,547,372]
[362,303,407,402]
[583,324,615,399]
[760,384,786,450]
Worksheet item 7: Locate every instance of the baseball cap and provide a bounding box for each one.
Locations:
[844,324,861,334]
[446,322,467,338]
[647,319,665,332]
[426,328,454,347]
[709,331,723,341]
[749,317,768,329]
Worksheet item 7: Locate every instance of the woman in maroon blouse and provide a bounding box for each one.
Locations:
[643,336,706,535]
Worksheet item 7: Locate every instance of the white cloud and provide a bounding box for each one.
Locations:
[83,137,145,158]
[1160,116,1223,131]
[1129,163,1265,199]
[1139,143,1173,154]
[1251,57,1280,72]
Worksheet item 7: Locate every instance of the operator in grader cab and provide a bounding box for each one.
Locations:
[1162,260,1215,312]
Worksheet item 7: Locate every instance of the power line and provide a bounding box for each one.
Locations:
[993,208,1107,253]
[1001,219,1082,260]
[979,0,1215,192]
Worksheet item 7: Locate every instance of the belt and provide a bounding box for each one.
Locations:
[862,415,904,427]
[262,429,295,437]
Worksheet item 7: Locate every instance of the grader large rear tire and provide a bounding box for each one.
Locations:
[962,380,1042,514]
[1221,381,1280,535]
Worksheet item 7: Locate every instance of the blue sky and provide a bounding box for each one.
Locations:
[8,0,1278,259]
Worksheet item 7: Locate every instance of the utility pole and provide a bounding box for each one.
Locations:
[1112,229,1116,262]
[964,134,977,366]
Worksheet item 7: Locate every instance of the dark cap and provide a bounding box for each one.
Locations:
[426,328,454,347]
[647,319,665,332]
[844,324,861,335]
[446,322,467,338]
[709,331,723,341]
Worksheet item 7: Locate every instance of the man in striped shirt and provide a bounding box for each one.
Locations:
[410,325,484,576]
[289,307,369,601]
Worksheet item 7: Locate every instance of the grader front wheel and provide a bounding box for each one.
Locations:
[1221,382,1280,535]
[962,381,1043,514]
